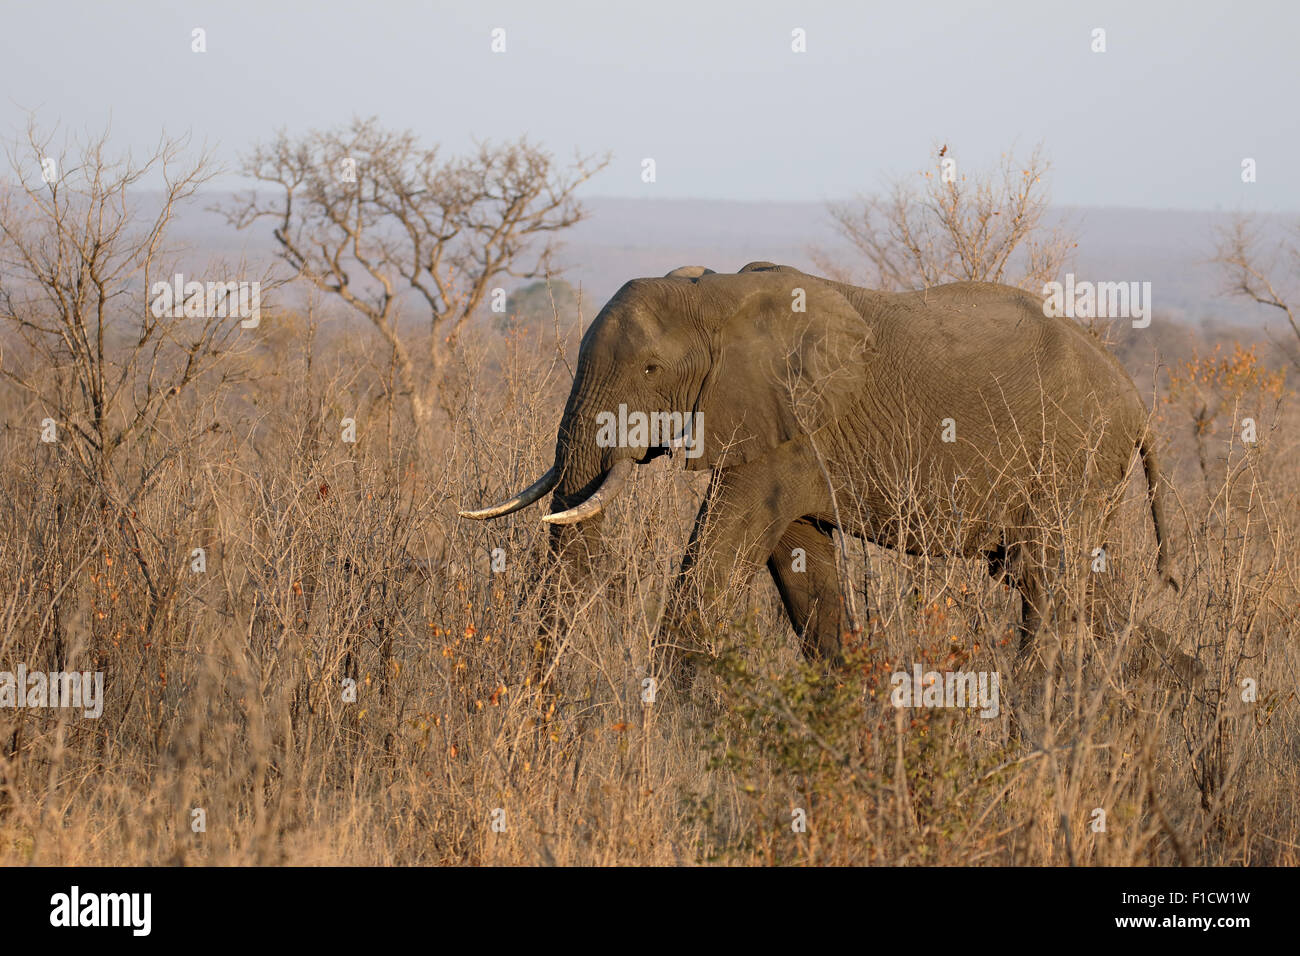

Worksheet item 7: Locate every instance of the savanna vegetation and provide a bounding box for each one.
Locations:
[0,129,1295,865]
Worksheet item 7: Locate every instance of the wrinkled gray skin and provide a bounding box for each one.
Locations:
[464,262,1178,683]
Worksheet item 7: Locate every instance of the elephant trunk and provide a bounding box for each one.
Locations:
[535,382,643,575]
[546,387,634,519]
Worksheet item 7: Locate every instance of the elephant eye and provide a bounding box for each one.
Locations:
[643,364,660,375]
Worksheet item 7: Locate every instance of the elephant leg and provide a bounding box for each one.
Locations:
[651,483,716,689]
[1013,566,1048,669]
[655,439,831,691]
[1007,536,1054,667]
[984,540,1044,662]
[982,540,1040,741]
[767,518,846,663]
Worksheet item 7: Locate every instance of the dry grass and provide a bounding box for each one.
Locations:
[0,305,1296,867]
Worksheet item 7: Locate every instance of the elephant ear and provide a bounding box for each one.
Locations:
[687,278,876,470]
[664,265,716,279]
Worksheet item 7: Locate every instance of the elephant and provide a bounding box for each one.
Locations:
[460,261,1179,690]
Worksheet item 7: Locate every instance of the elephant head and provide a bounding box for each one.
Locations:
[460,263,876,531]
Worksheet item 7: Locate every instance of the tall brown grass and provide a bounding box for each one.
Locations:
[0,301,1295,866]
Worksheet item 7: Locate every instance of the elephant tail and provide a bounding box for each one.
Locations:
[1139,435,1179,593]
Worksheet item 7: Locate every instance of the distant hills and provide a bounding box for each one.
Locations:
[162,194,1295,330]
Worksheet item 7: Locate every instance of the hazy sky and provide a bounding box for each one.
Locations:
[3,0,1297,210]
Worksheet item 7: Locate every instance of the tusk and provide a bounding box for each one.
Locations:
[541,459,632,525]
[458,466,559,520]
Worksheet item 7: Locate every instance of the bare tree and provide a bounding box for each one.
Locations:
[0,119,241,643]
[814,144,1074,292]
[1214,214,1300,370]
[220,117,608,439]
[0,121,238,483]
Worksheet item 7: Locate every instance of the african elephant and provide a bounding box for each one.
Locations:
[461,262,1179,686]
